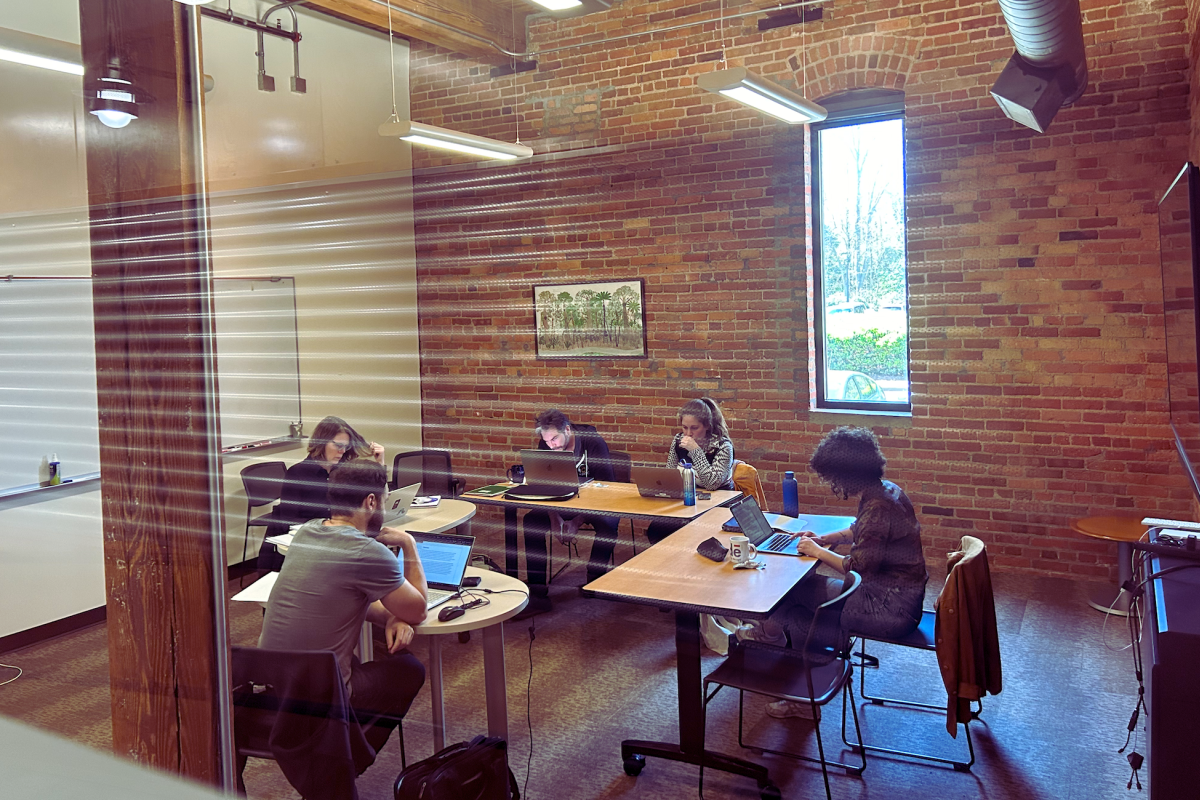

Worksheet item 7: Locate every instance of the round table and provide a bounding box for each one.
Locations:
[415,566,529,753]
[1071,516,1147,616]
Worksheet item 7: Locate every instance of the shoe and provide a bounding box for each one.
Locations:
[735,622,787,647]
[766,699,821,720]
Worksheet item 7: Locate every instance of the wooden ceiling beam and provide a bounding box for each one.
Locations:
[302,0,527,59]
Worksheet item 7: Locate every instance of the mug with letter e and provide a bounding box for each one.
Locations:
[507,464,525,484]
[729,535,758,566]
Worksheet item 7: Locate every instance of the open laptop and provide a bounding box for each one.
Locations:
[631,464,711,501]
[381,483,422,525]
[728,495,806,556]
[505,449,584,501]
[410,531,475,610]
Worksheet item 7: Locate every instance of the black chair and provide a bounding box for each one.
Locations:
[240,462,291,567]
[231,646,407,798]
[390,449,465,497]
[846,537,989,770]
[702,572,865,800]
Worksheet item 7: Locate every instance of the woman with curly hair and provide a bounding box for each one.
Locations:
[746,426,928,718]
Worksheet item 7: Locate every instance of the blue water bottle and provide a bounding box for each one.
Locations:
[782,470,799,518]
[681,460,696,506]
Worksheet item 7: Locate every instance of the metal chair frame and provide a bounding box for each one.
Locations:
[702,572,866,800]
[239,461,289,566]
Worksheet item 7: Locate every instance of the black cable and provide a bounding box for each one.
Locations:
[525,615,536,800]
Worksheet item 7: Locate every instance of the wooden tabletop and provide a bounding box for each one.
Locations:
[584,507,817,619]
[465,480,740,521]
[414,567,528,635]
[1070,516,1147,543]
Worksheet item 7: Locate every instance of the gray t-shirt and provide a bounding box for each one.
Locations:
[259,519,404,689]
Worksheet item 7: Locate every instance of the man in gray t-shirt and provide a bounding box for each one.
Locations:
[259,459,429,754]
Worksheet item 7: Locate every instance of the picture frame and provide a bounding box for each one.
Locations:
[533,278,647,359]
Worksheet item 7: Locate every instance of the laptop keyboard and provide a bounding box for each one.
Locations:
[763,533,793,552]
[426,588,455,608]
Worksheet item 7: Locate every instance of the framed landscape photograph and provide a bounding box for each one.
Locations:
[533,278,646,359]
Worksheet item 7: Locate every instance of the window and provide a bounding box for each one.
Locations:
[812,90,911,413]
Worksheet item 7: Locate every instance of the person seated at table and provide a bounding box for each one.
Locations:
[258,415,385,571]
[522,409,618,606]
[259,458,427,757]
[742,426,928,719]
[645,397,736,544]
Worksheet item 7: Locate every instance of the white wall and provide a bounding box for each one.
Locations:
[0,0,420,638]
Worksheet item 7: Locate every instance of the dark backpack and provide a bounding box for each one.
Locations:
[394,735,519,800]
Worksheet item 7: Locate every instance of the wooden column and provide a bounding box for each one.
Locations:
[78,0,229,785]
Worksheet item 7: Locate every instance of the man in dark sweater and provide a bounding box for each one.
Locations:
[522,409,618,608]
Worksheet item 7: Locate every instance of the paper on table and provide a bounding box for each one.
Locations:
[231,571,277,603]
[412,495,441,508]
[265,532,294,549]
[763,513,807,535]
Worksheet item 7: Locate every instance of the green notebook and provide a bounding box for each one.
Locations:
[463,483,512,497]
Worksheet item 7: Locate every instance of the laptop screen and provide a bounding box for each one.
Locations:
[729,496,776,547]
[412,532,473,589]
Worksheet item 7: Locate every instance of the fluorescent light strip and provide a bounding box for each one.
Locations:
[402,133,524,161]
[697,66,827,124]
[527,0,583,9]
[379,119,533,161]
[0,45,82,76]
[720,86,809,124]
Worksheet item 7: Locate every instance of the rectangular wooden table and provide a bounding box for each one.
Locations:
[465,480,741,580]
[584,506,824,795]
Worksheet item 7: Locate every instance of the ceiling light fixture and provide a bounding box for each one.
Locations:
[379,119,534,160]
[376,1,532,160]
[0,27,82,76]
[526,0,583,10]
[696,0,825,124]
[698,66,827,123]
[87,60,141,129]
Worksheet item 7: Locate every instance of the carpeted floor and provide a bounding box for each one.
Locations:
[0,542,1145,800]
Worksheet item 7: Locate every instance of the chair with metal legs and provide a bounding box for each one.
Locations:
[844,535,996,771]
[702,572,865,800]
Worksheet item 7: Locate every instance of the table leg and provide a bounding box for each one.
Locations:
[505,506,519,578]
[481,621,509,742]
[429,635,446,752]
[619,610,772,789]
[1088,541,1133,616]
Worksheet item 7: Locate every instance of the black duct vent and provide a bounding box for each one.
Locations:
[991,0,1088,133]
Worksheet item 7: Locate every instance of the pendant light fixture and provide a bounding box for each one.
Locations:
[376,1,532,160]
[87,59,143,129]
[697,0,826,124]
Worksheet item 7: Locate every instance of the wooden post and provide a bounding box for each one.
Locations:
[78,0,231,785]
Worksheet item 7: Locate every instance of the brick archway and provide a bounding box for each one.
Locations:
[792,33,923,102]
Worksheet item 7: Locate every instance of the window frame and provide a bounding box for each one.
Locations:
[811,92,912,414]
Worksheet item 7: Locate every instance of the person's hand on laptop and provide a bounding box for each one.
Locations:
[385,616,416,653]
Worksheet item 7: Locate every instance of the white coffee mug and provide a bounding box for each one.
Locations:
[729,535,758,565]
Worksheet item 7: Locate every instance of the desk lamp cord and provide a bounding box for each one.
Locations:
[0,662,20,687]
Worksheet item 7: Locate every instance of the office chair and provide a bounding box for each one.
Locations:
[731,460,768,508]
[390,449,465,497]
[231,646,407,798]
[239,462,291,567]
[845,535,995,770]
[702,572,865,800]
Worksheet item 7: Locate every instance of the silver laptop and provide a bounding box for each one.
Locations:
[505,449,584,500]
[729,496,804,556]
[381,483,422,525]
[411,531,475,610]
[631,464,711,501]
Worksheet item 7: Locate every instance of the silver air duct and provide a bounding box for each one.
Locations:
[991,0,1088,133]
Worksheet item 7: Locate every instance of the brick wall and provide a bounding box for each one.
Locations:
[409,0,1193,579]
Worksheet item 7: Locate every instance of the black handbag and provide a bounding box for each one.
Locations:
[394,735,519,800]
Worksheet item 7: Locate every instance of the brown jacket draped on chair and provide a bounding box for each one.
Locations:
[935,535,1002,736]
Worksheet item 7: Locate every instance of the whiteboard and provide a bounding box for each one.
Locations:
[0,277,301,492]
